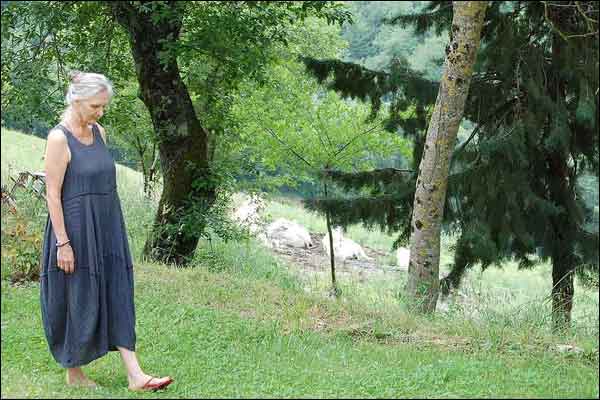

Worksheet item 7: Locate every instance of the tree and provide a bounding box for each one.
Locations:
[405,1,487,313]
[303,1,599,329]
[437,1,599,330]
[1,1,351,264]
[104,80,160,197]
[231,56,406,296]
[298,6,442,263]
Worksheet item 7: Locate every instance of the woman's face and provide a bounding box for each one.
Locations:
[74,90,110,125]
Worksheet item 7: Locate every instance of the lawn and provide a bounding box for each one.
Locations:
[2,127,598,398]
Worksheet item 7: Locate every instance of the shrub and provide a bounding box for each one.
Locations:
[1,211,43,284]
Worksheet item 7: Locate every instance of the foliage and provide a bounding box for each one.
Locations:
[439,1,600,298]
[302,1,599,306]
[0,0,353,187]
[177,1,352,141]
[101,80,160,193]
[1,216,42,284]
[301,56,438,136]
[232,62,406,184]
[341,1,446,80]
[183,13,346,195]
[0,184,47,284]
[223,14,409,195]
[1,1,134,125]
[228,21,411,185]
[294,2,448,247]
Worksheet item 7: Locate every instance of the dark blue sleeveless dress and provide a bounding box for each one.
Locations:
[39,124,136,368]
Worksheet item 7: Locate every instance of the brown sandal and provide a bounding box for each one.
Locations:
[129,376,173,392]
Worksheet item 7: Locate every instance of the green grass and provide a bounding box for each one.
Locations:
[262,182,599,337]
[2,266,599,398]
[2,127,599,398]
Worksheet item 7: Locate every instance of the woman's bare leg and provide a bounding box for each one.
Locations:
[117,346,171,389]
[66,367,97,387]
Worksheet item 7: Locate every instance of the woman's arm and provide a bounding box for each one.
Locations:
[44,129,75,274]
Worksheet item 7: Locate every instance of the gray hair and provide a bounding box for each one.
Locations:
[65,70,113,105]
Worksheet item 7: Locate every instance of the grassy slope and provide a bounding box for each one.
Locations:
[1,127,599,398]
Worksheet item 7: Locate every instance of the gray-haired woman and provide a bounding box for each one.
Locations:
[40,71,173,392]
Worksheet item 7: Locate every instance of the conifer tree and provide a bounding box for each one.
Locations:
[303,1,599,329]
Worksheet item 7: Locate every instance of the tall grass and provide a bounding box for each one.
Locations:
[260,185,599,347]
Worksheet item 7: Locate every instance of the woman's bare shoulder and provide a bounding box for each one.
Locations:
[47,128,67,144]
[45,127,70,163]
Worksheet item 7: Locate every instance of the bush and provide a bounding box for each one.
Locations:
[1,185,46,284]
[1,216,43,284]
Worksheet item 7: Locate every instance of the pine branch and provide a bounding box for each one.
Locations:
[575,1,598,26]
[303,193,414,235]
[543,1,599,41]
[321,168,415,192]
[383,1,453,36]
[453,98,517,158]
[299,57,391,113]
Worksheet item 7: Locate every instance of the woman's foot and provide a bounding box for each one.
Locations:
[128,373,173,392]
[65,369,98,388]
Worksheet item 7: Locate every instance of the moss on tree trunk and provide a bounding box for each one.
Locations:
[112,2,215,265]
[406,1,487,313]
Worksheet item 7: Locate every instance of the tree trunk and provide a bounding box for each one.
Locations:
[551,253,575,332]
[406,1,487,313]
[324,181,339,297]
[144,146,160,198]
[546,31,576,331]
[140,142,160,199]
[547,134,576,333]
[111,3,215,265]
[546,142,577,334]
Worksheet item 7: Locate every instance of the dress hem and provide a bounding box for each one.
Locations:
[54,342,136,368]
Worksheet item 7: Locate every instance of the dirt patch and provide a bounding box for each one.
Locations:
[267,232,406,281]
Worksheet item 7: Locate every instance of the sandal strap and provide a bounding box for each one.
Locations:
[143,377,157,388]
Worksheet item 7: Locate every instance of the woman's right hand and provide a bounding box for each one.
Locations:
[57,244,75,274]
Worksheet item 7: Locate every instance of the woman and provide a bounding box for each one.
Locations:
[40,71,173,392]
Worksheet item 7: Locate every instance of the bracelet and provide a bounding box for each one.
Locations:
[56,240,71,248]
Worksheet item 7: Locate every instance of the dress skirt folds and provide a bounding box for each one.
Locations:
[39,124,136,368]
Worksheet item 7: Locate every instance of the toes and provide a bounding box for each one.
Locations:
[151,376,170,385]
